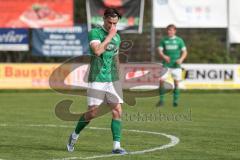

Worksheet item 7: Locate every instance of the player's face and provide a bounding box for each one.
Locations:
[103,16,119,31]
[167,28,176,37]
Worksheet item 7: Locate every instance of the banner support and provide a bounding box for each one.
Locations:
[226,0,230,55]
[150,0,156,62]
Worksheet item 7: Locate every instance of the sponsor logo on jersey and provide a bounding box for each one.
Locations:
[166,45,178,50]
[106,42,118,52]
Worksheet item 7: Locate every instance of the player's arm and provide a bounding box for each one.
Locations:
[176,50,187,64]
[90,25,117,56]
[158,46,170,63]
[176,39,187,64]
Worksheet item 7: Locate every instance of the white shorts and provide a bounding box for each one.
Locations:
[160,68,182,81]
[87,81,124,106]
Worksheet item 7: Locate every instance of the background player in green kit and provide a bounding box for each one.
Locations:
[67,8,127,154]
[156,24,188,107]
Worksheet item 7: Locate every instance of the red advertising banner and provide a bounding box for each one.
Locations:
[0,0,73,28]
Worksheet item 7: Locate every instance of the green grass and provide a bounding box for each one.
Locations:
[0,91,239,160]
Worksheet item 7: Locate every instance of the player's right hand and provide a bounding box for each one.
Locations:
[164,55,170,63]
[109,25,117,38]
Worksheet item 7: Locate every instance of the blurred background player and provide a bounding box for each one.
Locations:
[156,24,188,107]
[67,8,127,154]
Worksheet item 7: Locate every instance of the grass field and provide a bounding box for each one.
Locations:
[0,90,240,160]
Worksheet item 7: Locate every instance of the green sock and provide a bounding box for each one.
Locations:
[173,88,180,103]
[75,114,89,134]
[159,87,165,102]
[111,119,122,142]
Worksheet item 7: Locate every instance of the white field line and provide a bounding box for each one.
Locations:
[0,124,180,160]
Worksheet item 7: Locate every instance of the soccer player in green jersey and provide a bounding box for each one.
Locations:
[67,8,127,154]
[156,24,188,107]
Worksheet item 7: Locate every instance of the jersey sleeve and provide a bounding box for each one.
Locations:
[179,38,187,51]
[88,29,101,45]
[158,39,165,51]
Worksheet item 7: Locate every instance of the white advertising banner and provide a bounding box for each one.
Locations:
[153,0,228,28]
[229,0,240,43]
[181,64,240,89]
[69,64,240,90]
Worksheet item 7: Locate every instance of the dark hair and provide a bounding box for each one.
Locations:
[104,8,121,19]
[166,24,177,30]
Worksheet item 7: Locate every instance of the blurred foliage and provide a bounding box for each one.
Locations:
[176,28,238,64]
[0,0,240,63]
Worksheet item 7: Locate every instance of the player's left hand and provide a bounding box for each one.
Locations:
[176,58,183,64]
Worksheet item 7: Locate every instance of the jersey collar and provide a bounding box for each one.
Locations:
[102,26,108,33]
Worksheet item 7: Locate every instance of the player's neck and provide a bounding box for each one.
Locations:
[168,35,176,39]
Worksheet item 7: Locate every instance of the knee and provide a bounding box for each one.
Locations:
[85,108,98,121]
[174,80,179,87]
[112,105,122,119]
[159,79,165,88]
[159,78,165,84]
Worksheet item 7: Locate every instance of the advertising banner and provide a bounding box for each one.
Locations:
[0,63,73,89]
[32,26,88,56]
[0,28,29,51]
[229,0,240,43]
[153,0,227,28]
[0,0,73,28]
[70,63,240,90]
[1,63,240,89]
[181,64,240,89]
[86,0,144,33]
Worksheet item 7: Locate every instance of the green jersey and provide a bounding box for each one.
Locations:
[159,36,186,68]
[88,27,121,82]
